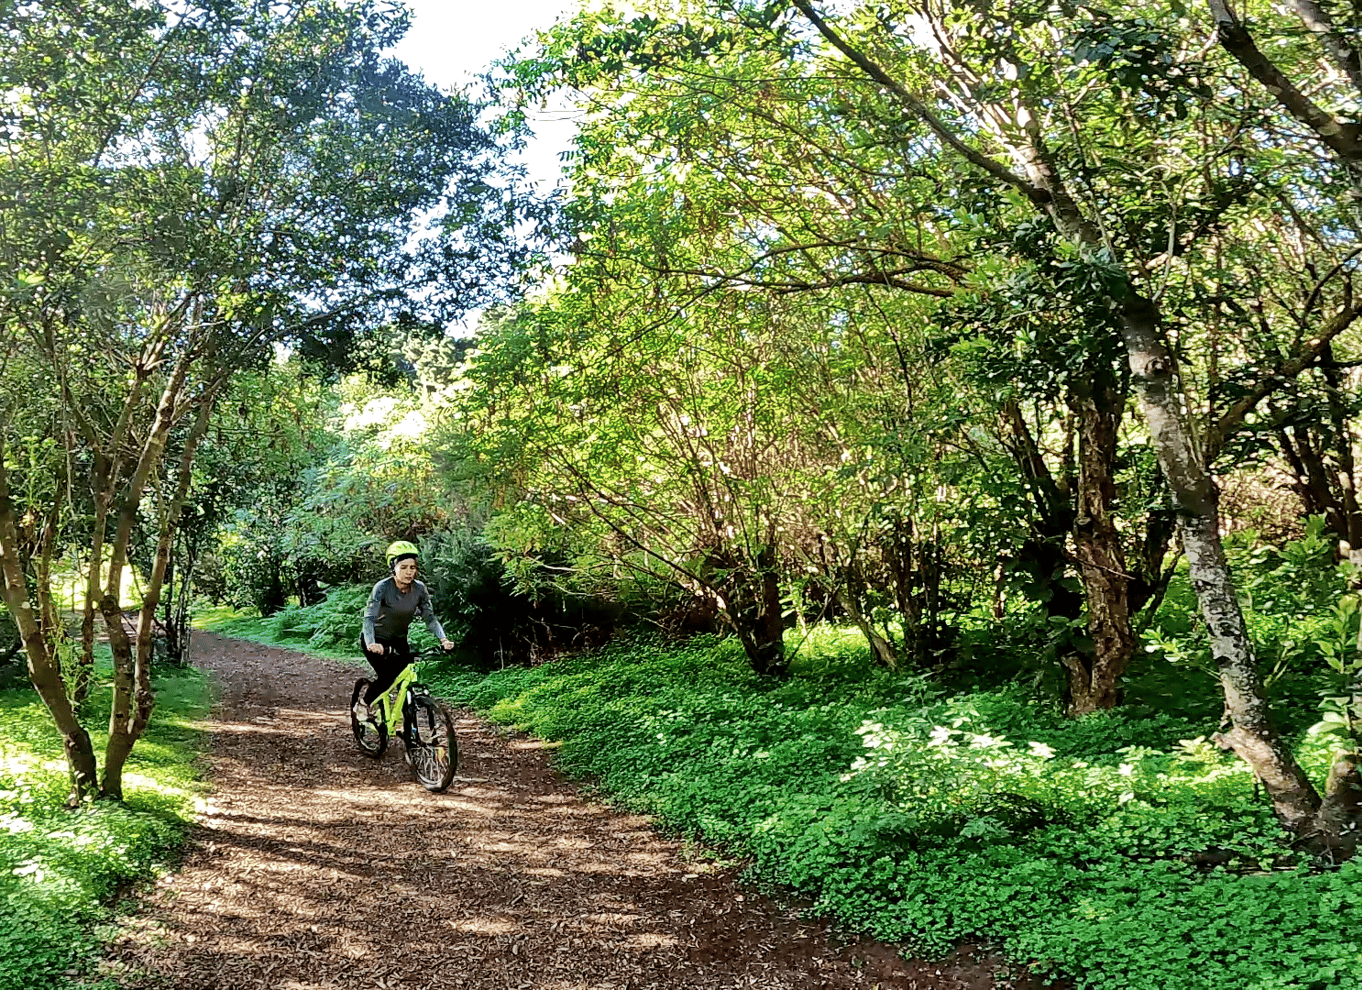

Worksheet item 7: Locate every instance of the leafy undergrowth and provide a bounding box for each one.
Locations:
[196,594,367,660]
[196,587,440,661]
[424,631,1362,990]
[0,658,210,990]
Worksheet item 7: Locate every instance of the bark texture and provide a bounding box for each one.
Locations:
[0,445,99,799]
[1065,368,1134,714]
[1119,298,1324,829]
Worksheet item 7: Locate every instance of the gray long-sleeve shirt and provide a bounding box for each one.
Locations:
[362,576,448,646]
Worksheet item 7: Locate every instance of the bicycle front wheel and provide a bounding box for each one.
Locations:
[350,678,388,757]
[404,695,457,792]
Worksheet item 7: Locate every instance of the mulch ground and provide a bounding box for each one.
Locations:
[107,632,1064,990]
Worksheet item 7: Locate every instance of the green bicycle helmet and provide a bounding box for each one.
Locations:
[385,540,419,570]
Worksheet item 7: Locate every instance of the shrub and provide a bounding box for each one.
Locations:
[260,583,374,653]
[422,526,623,665]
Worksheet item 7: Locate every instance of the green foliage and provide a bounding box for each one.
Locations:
[207,579,459,658]
[0,659,208,990]
[1137,517,1362,737]
[429,631,1360,990]
[258,584,376,655]
[420,527,510,650]
[205,378,461,614]
[0,0,536,802]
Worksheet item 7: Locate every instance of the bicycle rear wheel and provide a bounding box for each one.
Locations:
[350,678,388,757]
[404,694,457,792]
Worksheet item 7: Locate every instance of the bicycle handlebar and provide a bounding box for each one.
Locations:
[365,642,454,659]
[405,645,456,661]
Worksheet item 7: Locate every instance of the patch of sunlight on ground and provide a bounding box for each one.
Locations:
[447,918,518,935]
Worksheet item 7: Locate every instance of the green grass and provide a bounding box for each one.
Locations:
[422,629,1362,990]
[189,597,1362,988]
[0,651,211,990]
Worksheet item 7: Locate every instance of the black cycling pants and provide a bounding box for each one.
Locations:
[360,637,411,704]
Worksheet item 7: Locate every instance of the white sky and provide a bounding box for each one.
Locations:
[388,0,581,192]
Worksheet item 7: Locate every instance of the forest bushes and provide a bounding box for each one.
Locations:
[14,0,1362,984]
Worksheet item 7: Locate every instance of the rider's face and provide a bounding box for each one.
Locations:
[394,559,418,587]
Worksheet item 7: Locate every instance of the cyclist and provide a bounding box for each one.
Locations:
[359,540,455,707]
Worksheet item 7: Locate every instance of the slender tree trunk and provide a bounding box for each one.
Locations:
[1319,347,1360,550]
[719,542,788,678]
[1120,295,1324,829]
[74,461,101,705]
[73,546,99,705]
[1278,417,1362,564]
[33,481,71,694]
[0,444,98,800]
[999,399,1101,692]
[884,515,947,667]
[78,460,111,707]
[1317,752,1362,858]
[75,373,147,707]
[885,517,927,664]
[100,350,197,799]
[835,565,899,670]
[103,381,215,797]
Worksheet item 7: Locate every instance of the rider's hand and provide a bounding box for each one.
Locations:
[440,638,454,652]
[366,642,384,655]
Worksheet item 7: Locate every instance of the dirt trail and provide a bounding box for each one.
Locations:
[110,633,1050,990]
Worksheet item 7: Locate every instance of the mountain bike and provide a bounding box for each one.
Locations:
[349,646,458,793]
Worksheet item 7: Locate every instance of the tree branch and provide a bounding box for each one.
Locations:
[789,0,1039,199]
[1288,0,1362,95]
[1206,300,1362,460]
[1207,0,1362,168]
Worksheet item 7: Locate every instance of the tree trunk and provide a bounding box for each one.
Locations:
[885,516,928,664]
[886,517,948,667]
[0,448,98,801]
[1120,294,1324,830]
[75,375,147,707]
[791,0,1358,845]
[1320,351,1362,551]
[1066,368,1135,714]
[78,475,110,707]
[163,526,198,665]
[99,350,199,799]
[1316,753,1362,859]
[102,385,213,798]
[835,578,899,670]
[996,398,1105,689]
[1277,348,1362,553]
[720,542,788,678]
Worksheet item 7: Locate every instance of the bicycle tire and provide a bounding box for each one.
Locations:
[350,678,388,757]
[404,693,457,792]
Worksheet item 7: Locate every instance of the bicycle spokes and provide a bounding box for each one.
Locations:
[350,678,389,757]
[405,694,457,792]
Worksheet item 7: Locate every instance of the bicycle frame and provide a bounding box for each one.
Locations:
[368,656,429,736]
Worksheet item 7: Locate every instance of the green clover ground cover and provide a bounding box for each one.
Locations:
[425,631,1362,990]
[0,658,210,990]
